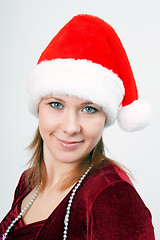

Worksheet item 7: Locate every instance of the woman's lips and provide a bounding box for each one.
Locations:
[56,137,83,149]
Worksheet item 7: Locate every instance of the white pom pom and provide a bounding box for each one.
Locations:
[117,100,153,132]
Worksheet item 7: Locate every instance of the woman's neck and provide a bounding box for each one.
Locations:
[43,143,77,190]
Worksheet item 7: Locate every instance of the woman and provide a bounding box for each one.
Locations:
[0,14,155,239]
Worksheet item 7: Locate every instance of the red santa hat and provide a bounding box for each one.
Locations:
[27,14,152,131]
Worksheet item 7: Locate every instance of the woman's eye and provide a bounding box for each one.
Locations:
[83,106,98,114]
[49,102,63,109]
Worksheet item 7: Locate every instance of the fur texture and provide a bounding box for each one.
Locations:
[117,100,152,131]
[26,58,124,127]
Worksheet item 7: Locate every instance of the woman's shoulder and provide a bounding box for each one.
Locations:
[83,162,146,209]
[102,161,135,188]
[86,161,135,193]
[86,163,155,239]
[11,170,29,207]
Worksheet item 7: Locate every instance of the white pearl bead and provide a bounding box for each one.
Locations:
[65,214,69,219]
[68,202,72,207]
[72,191,76,195]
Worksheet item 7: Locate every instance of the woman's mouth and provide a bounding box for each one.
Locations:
[55,137,83,149]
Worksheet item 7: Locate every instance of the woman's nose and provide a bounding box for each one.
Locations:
[61,111,81,135]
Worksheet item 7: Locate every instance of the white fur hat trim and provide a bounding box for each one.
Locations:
[26,58,125,127]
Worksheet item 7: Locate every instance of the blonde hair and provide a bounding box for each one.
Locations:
[25,127,130,190]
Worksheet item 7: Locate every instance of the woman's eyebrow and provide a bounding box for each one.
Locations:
[44,96,99,107]
[44,96,65,103]
[81,102,103,110]
[80,101,94,105]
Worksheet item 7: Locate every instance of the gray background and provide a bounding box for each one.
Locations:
[0,0,160,238]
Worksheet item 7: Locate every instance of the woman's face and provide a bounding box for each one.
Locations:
[38,95,106,165]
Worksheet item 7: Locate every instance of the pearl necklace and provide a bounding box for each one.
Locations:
[63,166,92,240]
[2,182,43,240]
[2,166,92,240]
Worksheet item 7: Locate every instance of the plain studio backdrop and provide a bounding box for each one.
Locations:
[0,0,160,238]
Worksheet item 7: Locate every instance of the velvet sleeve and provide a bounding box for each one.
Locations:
[90,181,155,240]
[11,171,28,208]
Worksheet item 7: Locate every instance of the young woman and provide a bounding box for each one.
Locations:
[0,14,155,239]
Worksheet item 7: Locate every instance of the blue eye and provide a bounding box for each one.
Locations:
[83,106,98,114]
[49,102,63,109]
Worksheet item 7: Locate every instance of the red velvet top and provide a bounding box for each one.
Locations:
[0,162,155,239]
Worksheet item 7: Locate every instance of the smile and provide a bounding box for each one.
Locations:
[55,137,84,149]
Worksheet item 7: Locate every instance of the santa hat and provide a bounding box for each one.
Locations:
[27,14,152,132]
